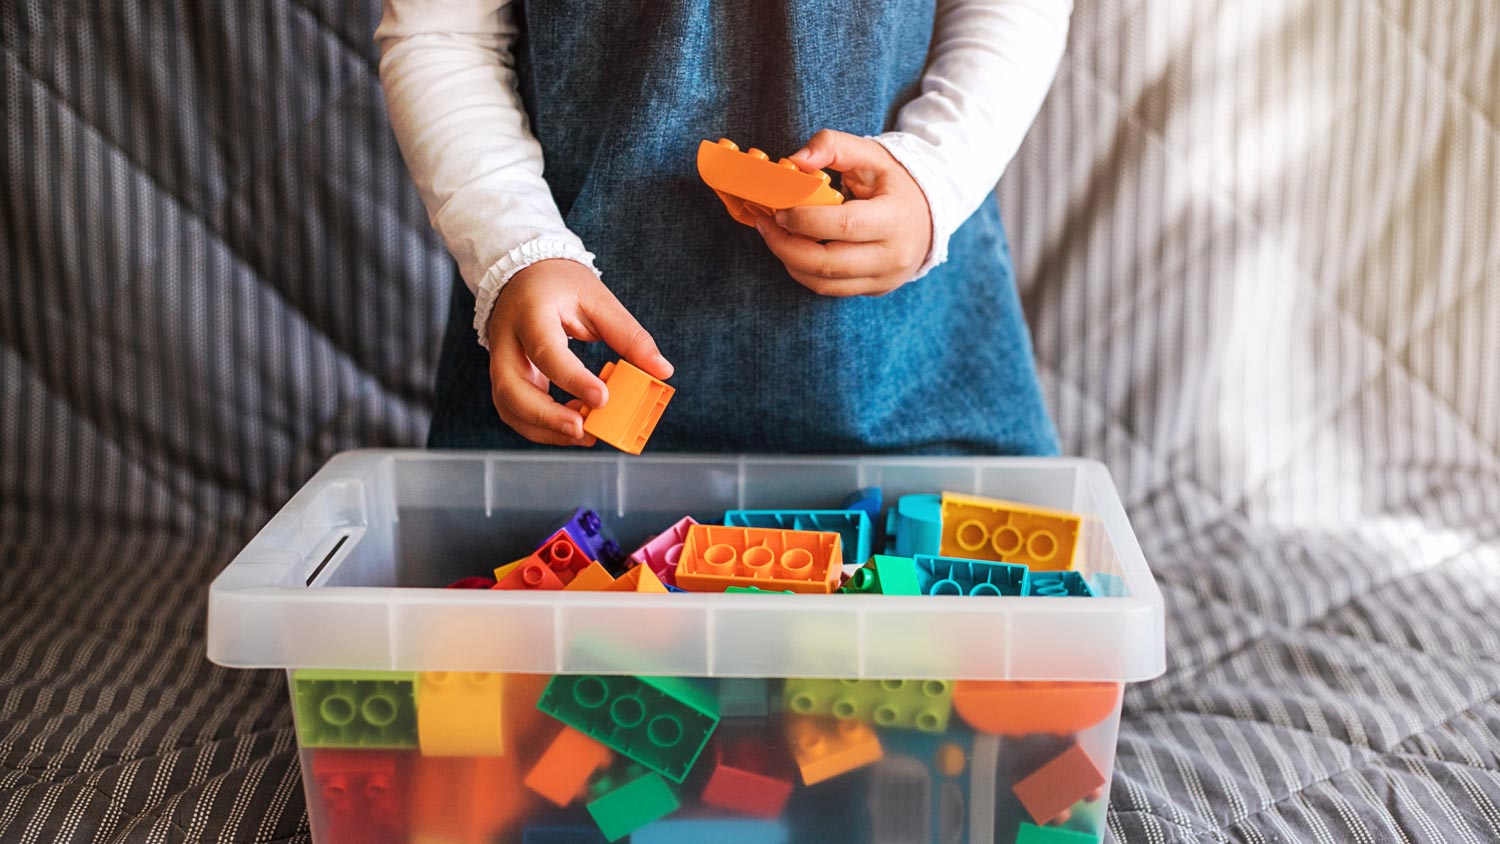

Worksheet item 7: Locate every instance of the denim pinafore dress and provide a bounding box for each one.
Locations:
[428,0,1060,456]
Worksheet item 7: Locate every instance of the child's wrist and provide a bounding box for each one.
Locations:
[473,239,600,349]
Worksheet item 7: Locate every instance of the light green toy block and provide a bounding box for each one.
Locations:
[782,677,953,733]
[291,669,418,748]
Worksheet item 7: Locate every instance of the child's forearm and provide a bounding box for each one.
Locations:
[376,0,598,347]
[875,0,1072,276]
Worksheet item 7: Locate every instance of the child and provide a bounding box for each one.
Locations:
[377,0,1070,454]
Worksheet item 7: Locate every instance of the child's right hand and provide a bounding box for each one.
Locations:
[486,259,674,446]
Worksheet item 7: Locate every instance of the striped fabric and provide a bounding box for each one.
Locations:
[1,1,1496,843]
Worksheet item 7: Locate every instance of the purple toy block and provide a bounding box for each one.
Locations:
[544,507,626,571]
[626,516,697,589]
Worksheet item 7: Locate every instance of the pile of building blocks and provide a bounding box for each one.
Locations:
[293,489,1120,843]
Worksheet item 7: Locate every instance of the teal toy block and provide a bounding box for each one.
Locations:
[585,769,681,842]
[840,486,883,524]
[538,674,719,783]
[632,818,788,844]
[884,494,942,557]
[291,669,418,748]
[725,585,794,594]
[1015,822,1099,844]
[840,555,921,595]
[1026,570,1094,597]
[783,678,954,733]
[719,678,772,719]
[914,554,1028,597]
[723,509,871,565]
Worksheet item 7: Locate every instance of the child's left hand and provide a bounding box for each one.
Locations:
[751,129,933,297]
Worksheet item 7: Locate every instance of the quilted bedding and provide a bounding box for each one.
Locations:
[2,0,1497,841]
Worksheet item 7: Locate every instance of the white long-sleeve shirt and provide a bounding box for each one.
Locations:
[376,0,1072,347]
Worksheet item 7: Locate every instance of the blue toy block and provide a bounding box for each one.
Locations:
[885,494,942,557]
[719,678,771,719]
[632,818,789,844]
[723,509,871,566]
[538,674,719,783]
[665,584,686,592]
[547,507,626,571]
[840,486,883,524]
[524,826,610,844]
[913,555,1029,597]
[1025,570,1094,597]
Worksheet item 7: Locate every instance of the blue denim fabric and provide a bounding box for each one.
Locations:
[429,0,1060,456]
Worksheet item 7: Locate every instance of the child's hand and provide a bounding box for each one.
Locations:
[486,259,674,446]
[751,129,933,297]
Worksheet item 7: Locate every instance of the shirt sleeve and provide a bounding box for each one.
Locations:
[376,0,601,348]
[872,0,1072,278]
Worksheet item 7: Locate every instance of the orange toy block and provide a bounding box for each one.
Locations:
[952,681,1121,736]
[1011,741,1106,826]
[580,360,674,455]
[605,563,667,593]
[493,559,566,591]
[411,754,533,844]
[785,715,882,786]
[697,138,844,226]
[676,524,842,594]
[565,561,617,591]
[524,726,616,806]
[417,672,505,756]
[938,492,1082,571]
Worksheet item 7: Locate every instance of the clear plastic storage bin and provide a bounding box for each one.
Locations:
[208,451,1165,844]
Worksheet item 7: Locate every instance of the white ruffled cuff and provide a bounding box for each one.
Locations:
[472,238,601,348]
[871,132,957,281]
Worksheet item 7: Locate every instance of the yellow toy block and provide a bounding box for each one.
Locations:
[938,492,1082,571]
[565,561,617,591]
[492,556,527,582]
[417,672,504,757]
[580,360,674,455]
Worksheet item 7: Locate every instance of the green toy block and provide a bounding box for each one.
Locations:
[839,555,921,595]
[538,674,719,783]
[586,769,681,842]
[1015,822,1099,844]
[291,669,418,748]
[782,677,953,733]
[725,586,794,594]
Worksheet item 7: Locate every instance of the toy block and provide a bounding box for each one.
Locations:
[725,585,793,594]
[411,754,533,844]
[782,678,953,733]
[417,671,504,756]
[580,360,674,455]
[628,516,697,588]
[1026,570,1094,597]
[524,826,610,844]
[939,492,1081,571]
[700,735,795,818]
[492,557,526,582]
[785,715,882,785]
[1011,742,1106,826]
[513,529,594,585]
[913,554,1029,597]
[677,524,842,594]
[840,486,883,526]
[633,818,789,844]
[537,674,719,783]
[951,681,1120,736]
[586,769,682,842]
[697,137,843,227]
[494,559,567,591]
[547,506,626,570]
[293,670,418,748]
[718,678,771,719]
[524,726,615,806]
[868,755,934,844]
[839,555,921,596]
[884,494,942,557]
[445,575,497,589]
[1015,822,1099,844]
[311,750,408,844]
[724,509,871,566]
[566,561,617,591]
[605,562,667,592]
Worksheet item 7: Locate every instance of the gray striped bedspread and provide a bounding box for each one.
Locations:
[2,0,1497,841]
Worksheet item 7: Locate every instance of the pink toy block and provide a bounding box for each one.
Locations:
[627,516,697,588]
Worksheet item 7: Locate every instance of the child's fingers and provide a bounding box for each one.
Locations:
[516,313,609,407]
[580,290,674,381]
[775,202,894,243]
[788,129,889,174]
[755,217,892,280]
[490,337,590,443]
[785,272,893,299]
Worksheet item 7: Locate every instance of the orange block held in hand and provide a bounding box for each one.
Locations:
[581,360,674,455]
[697,138,844,226]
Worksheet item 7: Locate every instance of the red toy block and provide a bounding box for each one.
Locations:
[494,559,566,591]
[700,736,794,819]
[446,575,498,589]
[1011,741,1106,826]
[311,750,409,844]
[526,529,595,584]
[525,726,616,806]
